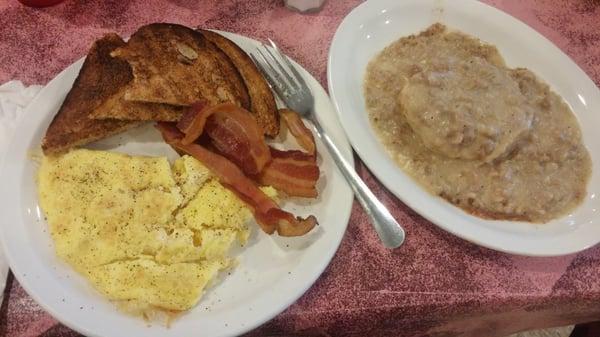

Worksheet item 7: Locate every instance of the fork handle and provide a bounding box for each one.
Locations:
[308,115,405,248]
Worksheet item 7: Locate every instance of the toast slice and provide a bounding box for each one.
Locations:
[41,34,141,155]
[199,30,279,137]
[89,91,185,122]
[111,23,250,109]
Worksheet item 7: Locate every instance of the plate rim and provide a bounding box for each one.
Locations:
[0,31,354,337]
[327,0,600,256]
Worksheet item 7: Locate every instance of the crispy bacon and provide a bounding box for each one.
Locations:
[177,102,270,175]
[156,122,185,145]
[255,208,317,237]
[258,148,319,198]
[280,109,316,155]
[177,101,208,143]
[206,116,265,175]
[156,122,317,237]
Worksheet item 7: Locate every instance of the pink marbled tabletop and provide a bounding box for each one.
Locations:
[1,1,600,336]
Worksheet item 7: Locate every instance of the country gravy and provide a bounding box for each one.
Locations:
[364,23,591,222]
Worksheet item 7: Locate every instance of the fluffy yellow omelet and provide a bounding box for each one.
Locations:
[37,149,275,315]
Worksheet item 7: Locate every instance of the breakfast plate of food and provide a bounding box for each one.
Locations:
[0,24,353,337]
[328,0,600,256]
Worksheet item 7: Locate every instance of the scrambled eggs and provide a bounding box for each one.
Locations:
[37,149,275,315]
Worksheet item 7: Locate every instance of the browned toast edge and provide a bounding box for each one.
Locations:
[111,23,250,109]
[199,29,279,137]
[41,33,141,155]
[89,91,185,122]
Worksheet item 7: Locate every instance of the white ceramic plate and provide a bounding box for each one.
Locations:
[328,0,600,256]
[0,31,353,337]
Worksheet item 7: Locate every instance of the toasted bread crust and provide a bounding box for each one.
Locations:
[200,30,279,137]
[41,34,141,154]
[111,23,249,109]
[205,39,250,111]
[90,91,185,122]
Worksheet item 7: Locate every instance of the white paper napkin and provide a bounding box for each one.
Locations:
[0,80,43,301]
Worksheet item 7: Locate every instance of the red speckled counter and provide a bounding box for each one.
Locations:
[1,1,600,336]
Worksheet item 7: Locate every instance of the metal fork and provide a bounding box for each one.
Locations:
[251,40,405,249]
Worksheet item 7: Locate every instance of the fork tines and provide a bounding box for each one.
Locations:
[250,40,311,105]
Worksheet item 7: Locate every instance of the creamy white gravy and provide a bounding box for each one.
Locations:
[364,23,591,222]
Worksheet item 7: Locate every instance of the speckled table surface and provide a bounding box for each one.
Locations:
[1,0,600,336]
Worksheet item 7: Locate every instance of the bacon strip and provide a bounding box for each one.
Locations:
[177,102,270,175]
[177,101,208,144]
[280,109,316,155]
[258,148,319,198]
[156,122,317,237]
